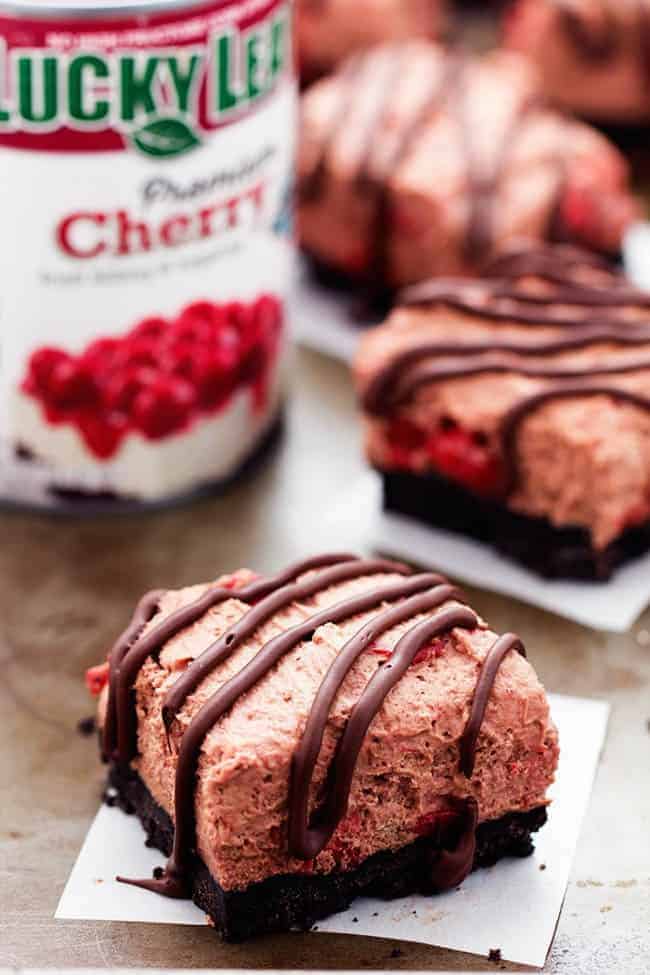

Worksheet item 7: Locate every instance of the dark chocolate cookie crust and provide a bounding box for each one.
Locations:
[108,764,547,943]
[380,468,650,582]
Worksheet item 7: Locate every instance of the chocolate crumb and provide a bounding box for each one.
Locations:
[488,948,502,963]
[372,912,379,917]
[390,948,403,959]
[102,787,118,807]
[539,863,547,871]
[153,867,164,879]
[352,917,358,923]
[312,925,319,932]
[77,715,96,737]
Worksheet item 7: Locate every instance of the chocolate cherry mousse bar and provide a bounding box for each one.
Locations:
[298,0,446,83]
[299,43,639,291]
[91,554,558,940]
[505,0,650,125]
[356,243,650,580]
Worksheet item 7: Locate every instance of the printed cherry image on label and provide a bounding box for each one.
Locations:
[0,0,295,509]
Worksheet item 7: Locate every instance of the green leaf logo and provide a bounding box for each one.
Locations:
[131,116,201,158]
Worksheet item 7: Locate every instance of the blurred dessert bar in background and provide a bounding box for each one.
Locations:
[355,243,650,580]
[298,0,447,83]
[298,43,640,294]
[505,0,650,124]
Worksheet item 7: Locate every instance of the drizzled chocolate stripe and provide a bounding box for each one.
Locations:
[457,85,539,264]
[289,578,464,858]
[501,384,650,493]
[557,0,650,84]
[363,54,464,294]
[459,635,526,778]
[103,589,163,761]
[354,50,409,193]
[483,242,610,278]
[385,356,650,413]
[639,3,650,83]
[161,557,411,727]
[299,56,363,204]
[363,326,650,414]
[557,0,619,61]
[115,555,528,901]
[401,276,650,320]
[315,604,478,887]
[106,553,357,762]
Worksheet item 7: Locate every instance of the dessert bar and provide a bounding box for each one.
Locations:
[91,554,559,939]
[356,243,650,580]
[298,0,446,83]
[506,0,650,126]
[299,43,639,293]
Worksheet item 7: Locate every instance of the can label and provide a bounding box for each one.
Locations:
[0,0,294,508]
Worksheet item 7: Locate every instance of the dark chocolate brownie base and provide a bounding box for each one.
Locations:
[108,764,546,943]
[380,467,650,582]
[303,252,395,323]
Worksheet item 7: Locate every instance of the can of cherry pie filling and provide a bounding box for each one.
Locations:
[0,0,294,509]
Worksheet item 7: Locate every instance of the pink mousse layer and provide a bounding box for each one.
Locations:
[298,44,638,285]
[506,0,650,123]
[99,568,558,892]
[298,0,446,81]
[355,271,650,550]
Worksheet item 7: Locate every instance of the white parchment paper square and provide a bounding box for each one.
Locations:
[292,259,364,363]
[56,695,608,968]
[317,473,650,633]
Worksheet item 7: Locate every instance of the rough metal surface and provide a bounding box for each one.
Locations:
[1,348,649,971]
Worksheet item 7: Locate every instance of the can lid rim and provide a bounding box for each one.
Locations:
[0,0,218,19]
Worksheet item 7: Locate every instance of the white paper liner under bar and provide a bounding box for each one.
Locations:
[56,695,609,968]
[319,474,650,633]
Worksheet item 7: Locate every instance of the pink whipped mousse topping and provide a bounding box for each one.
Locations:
[298,43,638,285]
[298,0,445,81]
[99,568,558,892]
[355,275,650,549]
[505,0,650,123]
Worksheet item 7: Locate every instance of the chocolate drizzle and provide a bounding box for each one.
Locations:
[558,0,619,62]
[160,556,411,728]
[360,54,465,298]
[300,45,549,285]
[557,0,650,83]
[459,635,526,778]
[299,56,363,204]
[456,85,539,265]
[105,553,357,762]
[363,244,650,495]
[105,553,527,900]
[287,603,477,867]
[289,578,465,859]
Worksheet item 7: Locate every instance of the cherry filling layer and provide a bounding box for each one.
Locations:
[21,295,284,460]
[385,418,507,498]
